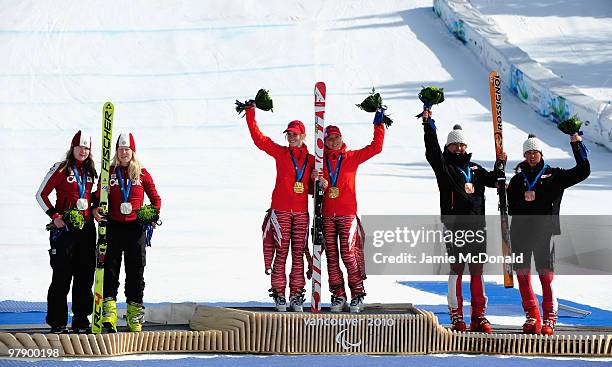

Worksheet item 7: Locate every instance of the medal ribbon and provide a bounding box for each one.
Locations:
[522,164,549,191]
[456,165,472,184]
[72,165,86,199]
[326,154,343,188]
[116,167,132,203]
[289,149,308,183]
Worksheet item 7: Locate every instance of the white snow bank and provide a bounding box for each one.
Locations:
[434,0,612,150]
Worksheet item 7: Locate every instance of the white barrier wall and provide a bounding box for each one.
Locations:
[433,0,612,151]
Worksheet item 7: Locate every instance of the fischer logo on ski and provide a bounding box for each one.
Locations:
[92,102,114,333]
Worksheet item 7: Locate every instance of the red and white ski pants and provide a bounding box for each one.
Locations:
[516,268,557,319]
[262,210,309,296]
[514,236,558,320]
[323,215,366,298]
[447,263,488,317]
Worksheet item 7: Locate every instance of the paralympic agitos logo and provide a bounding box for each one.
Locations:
[335,329,362,350]
[303,316,395,350]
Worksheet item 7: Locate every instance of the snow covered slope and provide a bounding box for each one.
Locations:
[0,1,610,310]
[471,0,612,103]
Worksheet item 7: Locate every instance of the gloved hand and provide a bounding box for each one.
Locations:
[373,106,386,125]
[416,103,432,119]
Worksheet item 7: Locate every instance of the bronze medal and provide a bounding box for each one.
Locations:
[328,186,340,199]
[524,191,536,202]
[293,182,304,194]
[464,183,474,194]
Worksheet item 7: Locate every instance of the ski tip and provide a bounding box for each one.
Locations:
[315,82,326,93]
[103,101,114,110]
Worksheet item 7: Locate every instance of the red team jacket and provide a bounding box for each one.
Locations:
[36,160,96,221]
[104,165,162,222]
[246,108,315,212]
[322,124,385,216]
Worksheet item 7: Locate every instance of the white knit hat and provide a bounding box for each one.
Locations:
[523,133,542,155]
[445,124,468,146]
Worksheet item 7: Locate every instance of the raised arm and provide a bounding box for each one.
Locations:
[422,112,444,176]
[553,134,590,190]
[353,124,385,164]
[245,106,285,158]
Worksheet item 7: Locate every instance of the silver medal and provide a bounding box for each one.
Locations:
[120,202,133,215]
[76,198,88,211]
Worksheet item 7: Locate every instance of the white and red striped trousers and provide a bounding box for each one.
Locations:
[262,210,309,296]
[323,215,366,298]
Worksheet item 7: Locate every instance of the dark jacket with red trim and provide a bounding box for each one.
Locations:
[36,160,95,221]
[95,165,162,222]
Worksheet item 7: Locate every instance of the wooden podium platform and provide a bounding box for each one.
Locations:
[1,304,611,357]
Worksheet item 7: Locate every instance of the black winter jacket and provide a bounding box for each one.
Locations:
[423,120,497,227]
[507,141,590,217]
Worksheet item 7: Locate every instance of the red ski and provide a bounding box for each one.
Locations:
[311,82,326,312]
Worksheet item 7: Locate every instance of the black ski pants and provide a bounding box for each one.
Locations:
[47,221,96,329]
[104,220,147,304]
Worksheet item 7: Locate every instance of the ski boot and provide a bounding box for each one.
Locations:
[101,297,117,333]
[269,289,287,312]
[470,315,492,333]
[71,326,90,334]
[449,309,466,332]
[289,289,306,312]
[541,312,557,336]
[330,295,347,313]
[349,294,366,313]
[125,301,145,332]
[49,326,68,334]
[522,307,542,334]
[70,315,90,334]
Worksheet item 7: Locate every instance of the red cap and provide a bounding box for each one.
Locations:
[283,120,305,134]
[71,130,92,149]
[324,125,342,139]
[116,133,136,152]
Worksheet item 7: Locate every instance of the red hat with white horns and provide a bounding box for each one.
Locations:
[116,133,136,152]
[71,130,92,149]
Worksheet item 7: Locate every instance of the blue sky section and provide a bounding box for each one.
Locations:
[400,281,612,326]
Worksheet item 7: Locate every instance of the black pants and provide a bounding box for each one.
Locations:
[443,219,487,259]
[511,216,555,271]
[47,221,96,328]
[104,220,147,303]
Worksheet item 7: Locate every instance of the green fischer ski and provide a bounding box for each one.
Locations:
[92,102,114,333]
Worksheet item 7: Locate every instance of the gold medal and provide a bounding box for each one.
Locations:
[328,187,340,199]
[464,183,474,194]
[524,191,536,202]
[293,182,304,194]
